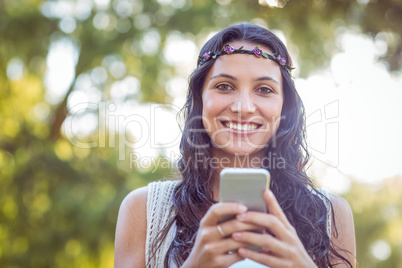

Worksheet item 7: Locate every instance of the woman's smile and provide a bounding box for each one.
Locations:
[221,120,261,131]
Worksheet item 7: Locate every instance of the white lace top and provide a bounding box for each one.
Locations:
[145,180,332,268]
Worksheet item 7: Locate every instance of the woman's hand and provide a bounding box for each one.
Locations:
[182,202,260,268]
[232,190,318,268]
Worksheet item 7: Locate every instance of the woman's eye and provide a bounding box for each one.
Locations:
[216,84,233,91]
[256,87,272,94]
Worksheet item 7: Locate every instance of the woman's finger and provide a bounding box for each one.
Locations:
[216,252,245,268]
[210,237,248,254]
[201,202,247,227]
[218,219,261,238]
[236,211,291,241]
[264,190,292,229]
[237,247,290,268]
[232,231,289,258]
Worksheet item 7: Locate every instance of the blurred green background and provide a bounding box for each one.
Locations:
[1,0,402,267]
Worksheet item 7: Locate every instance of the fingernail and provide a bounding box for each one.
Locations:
[238,204,247,212]
[233,232,242,239]
[237,213,246,220]
[239,248,247,256]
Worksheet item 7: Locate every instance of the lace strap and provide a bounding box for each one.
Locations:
[145,180,179,268]
[318,189,332,238]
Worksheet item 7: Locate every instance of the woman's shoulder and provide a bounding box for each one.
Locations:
[123,185,148,206]
[115,186,148,267]
[327,192,354,235]
[327,193,352,214]
[122,179,180,209]
[313,188,352,212]
[314,189,353,230]
[327,192,356,266]
[114,180,181,266]
[116,179,180,229]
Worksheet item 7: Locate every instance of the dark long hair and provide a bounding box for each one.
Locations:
[151,23,352,268]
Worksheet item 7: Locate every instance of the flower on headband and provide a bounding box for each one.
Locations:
[203,52,211,60]
[252,45,262,57]
[278,55,286,65]
[224,45,235,54]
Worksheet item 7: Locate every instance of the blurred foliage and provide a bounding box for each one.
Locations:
[0,0,401,267]
[343,176,402,268]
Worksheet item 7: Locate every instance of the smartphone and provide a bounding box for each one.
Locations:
[219,168,270,251]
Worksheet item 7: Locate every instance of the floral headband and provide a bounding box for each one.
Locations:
[197,44,294,74]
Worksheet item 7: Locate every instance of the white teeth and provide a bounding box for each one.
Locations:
[224,122,258,131]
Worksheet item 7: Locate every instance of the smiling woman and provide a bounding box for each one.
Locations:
[114,23,356,268]
[201,41,283,160]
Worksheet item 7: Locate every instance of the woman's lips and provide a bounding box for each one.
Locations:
[220,120,262,135]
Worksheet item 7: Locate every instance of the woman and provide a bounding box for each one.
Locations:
[115,23,356,268]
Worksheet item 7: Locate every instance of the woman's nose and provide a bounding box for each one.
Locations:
[230,93,256,114]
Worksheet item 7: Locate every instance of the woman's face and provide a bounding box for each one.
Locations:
[201,41,284,159]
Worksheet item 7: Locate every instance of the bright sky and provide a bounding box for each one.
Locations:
[29,28,402,195]
[298,32,402,192]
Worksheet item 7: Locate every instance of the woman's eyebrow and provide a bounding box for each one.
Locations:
[210,73,237,81]
[210,73,279,85]
[255,76,279,85]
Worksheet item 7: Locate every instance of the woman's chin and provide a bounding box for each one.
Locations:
[214,146,267,159]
